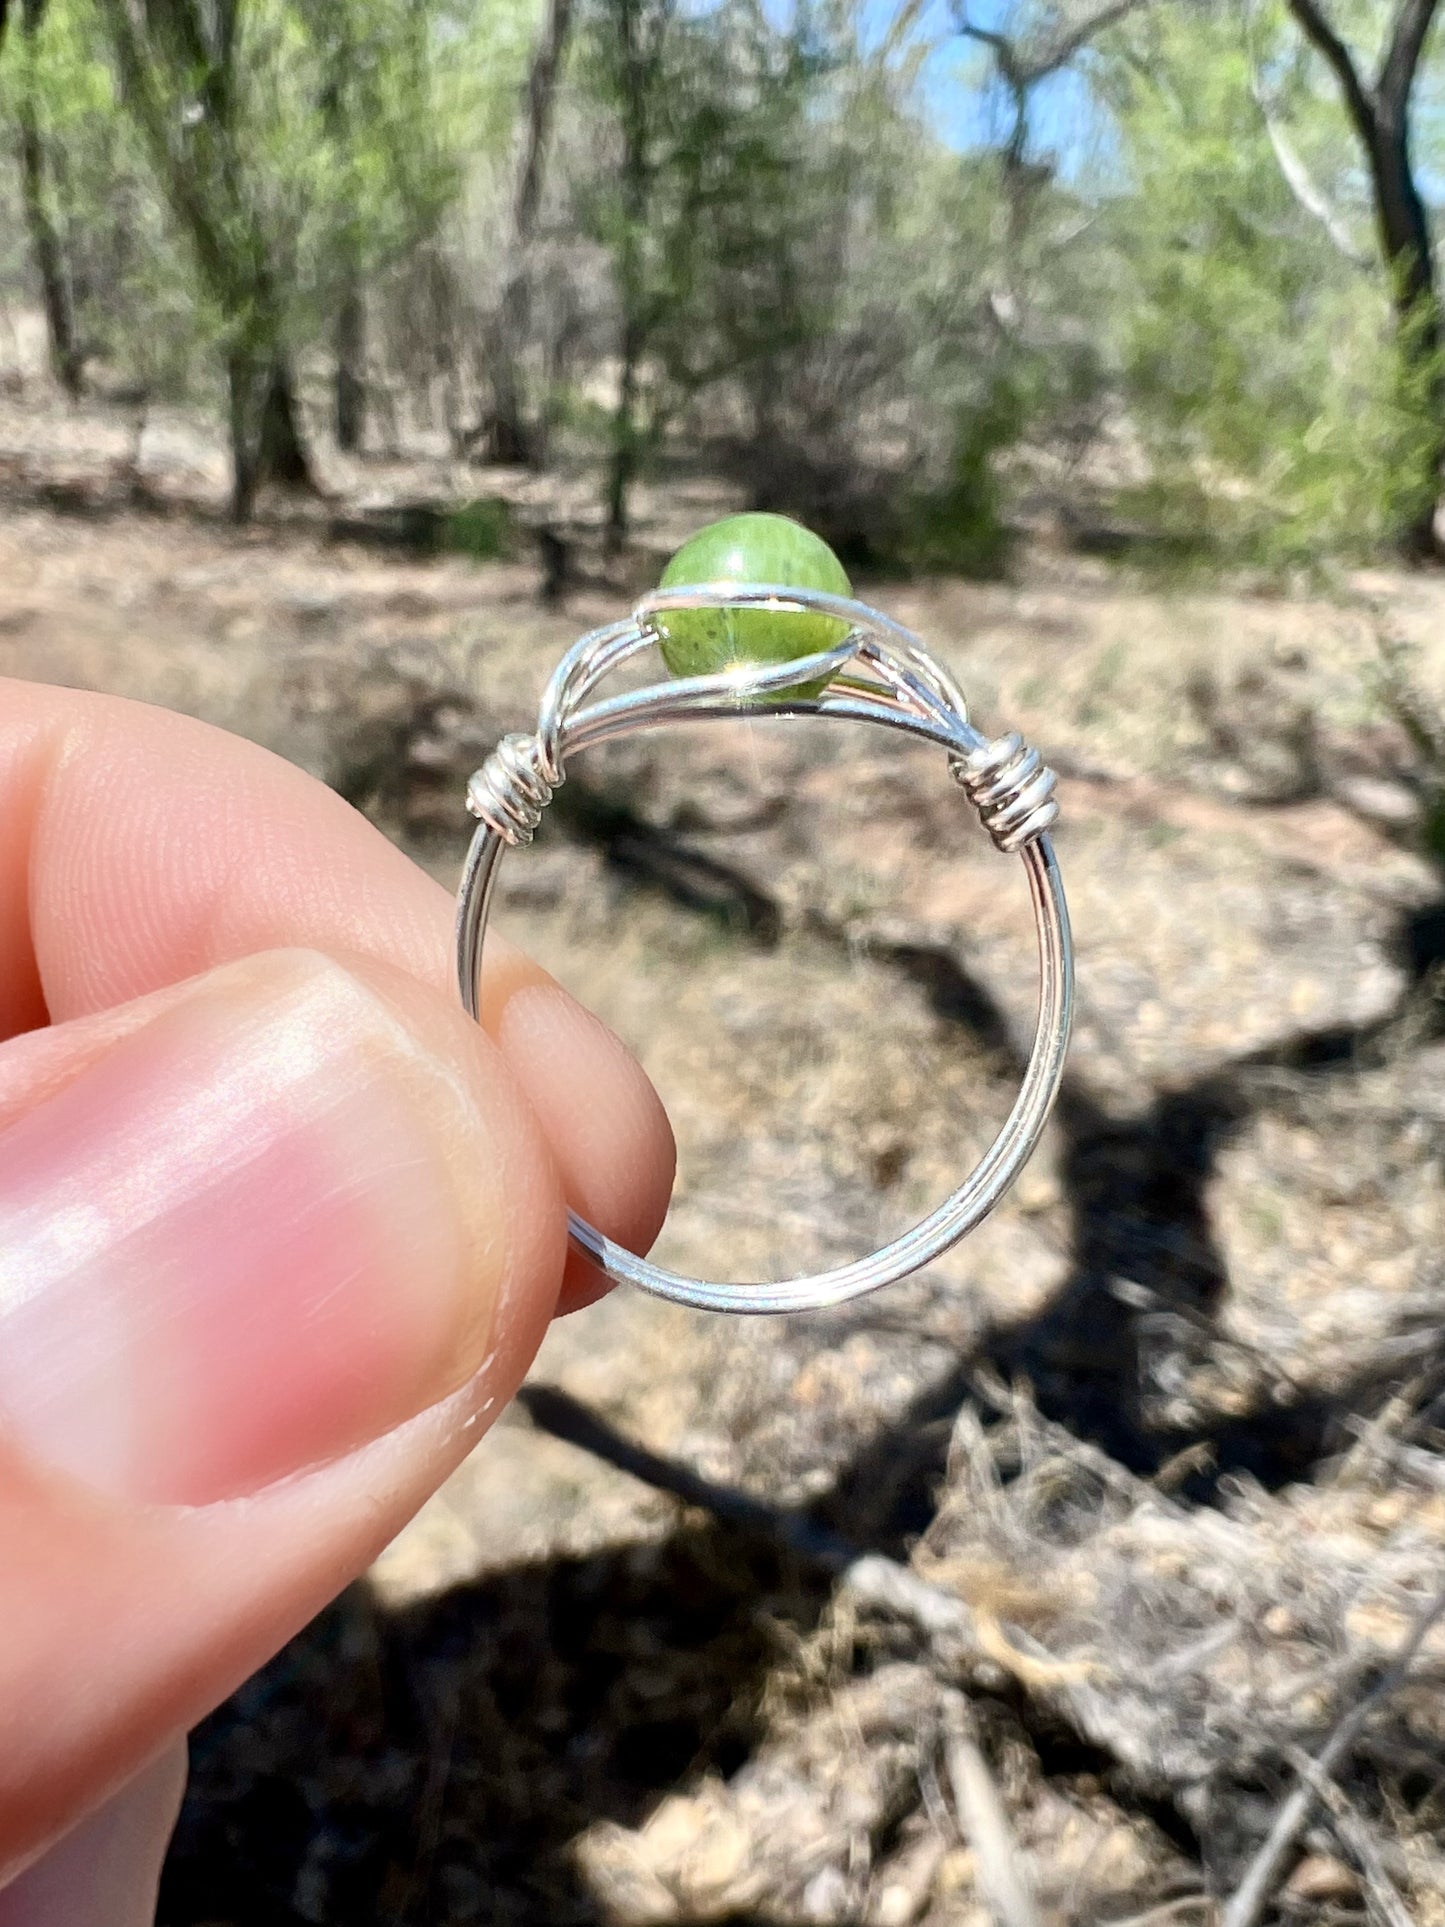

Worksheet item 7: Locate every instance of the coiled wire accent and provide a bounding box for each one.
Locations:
[466,729,563,846]
[950,732,1061,853]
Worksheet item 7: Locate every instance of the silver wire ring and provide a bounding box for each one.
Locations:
[455,584,1074,1315]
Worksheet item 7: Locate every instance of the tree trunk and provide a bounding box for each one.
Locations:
[604,319,641,555]
[334,279,365,453]
[258,357,313,488]
[486,0,576,465]
[92,0,320,520]
[16,0,81,397]
[603,0,651,557]
[486,289,533,465]
[1368,119,1444,559]
[228,347,262,523]
[1281,0,1443,560]
[17,125,81,397]
[311,2,366,459]
[228,348,317,522]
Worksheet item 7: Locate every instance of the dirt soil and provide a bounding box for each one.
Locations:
[6,380,1445,1926]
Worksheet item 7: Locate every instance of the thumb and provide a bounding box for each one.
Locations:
[0,946,564,1506]
[0,948,568,1878]
[0,1746,188,1927]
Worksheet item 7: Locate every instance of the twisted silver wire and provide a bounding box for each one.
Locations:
[465,731,560,845]
[950,731,1060,853]
[455,582,1074,1314]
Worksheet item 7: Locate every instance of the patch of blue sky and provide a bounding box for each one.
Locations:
[853,0,1122,178]
[922,38,1114,177]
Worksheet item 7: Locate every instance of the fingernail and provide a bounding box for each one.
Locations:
[0,951,530,1505]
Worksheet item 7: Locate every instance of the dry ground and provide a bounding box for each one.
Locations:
[5,376,1445,1925]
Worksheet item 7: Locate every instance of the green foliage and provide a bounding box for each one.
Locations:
[441,495,516,558]
[568,0,1064,555]
[1102,0,1442,567]
[0,0,535,506]
[900,376,1028,577]
[0,0,207,393]
[570,0,844,534]
[85,0,481,348]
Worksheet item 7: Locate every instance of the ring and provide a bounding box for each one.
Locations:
[455,583,1074,1315]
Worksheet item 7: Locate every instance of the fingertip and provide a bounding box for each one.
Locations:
[0,1741,187,1927]
[490,980,675,1313]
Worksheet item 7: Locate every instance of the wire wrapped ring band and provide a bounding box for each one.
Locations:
[455,584,1074,1315]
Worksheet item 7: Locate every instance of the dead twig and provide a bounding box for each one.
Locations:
[941,1693,1043,1927]
[1220,1579,1445,1927]
[1283,1747,1416,1927]
[1097,1902,1212,1927]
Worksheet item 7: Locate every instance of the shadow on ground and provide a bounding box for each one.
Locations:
[162,1530,826,1926]
[832,886,1445,1541]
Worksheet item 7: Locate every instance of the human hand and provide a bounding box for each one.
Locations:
[0,681,674,1924]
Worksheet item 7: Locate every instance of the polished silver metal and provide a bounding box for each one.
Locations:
[455,582,1073,1315]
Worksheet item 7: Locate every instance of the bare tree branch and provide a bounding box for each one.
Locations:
[954,0,1146,85]
[513,0,575,243]
[880,0,933,64]
[953,0,1149,177]
[1282,0,1377,144]
[954,10,1022,82]
[1378,0,1442,122]
[1029,0,1146,79]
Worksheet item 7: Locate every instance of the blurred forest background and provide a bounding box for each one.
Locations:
[4,0,1445,564]
[10,0,1445,1924]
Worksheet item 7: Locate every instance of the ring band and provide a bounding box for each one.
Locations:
[455,584,1074,1315]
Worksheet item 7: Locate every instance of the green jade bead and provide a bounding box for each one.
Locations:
[653,513,852,697]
